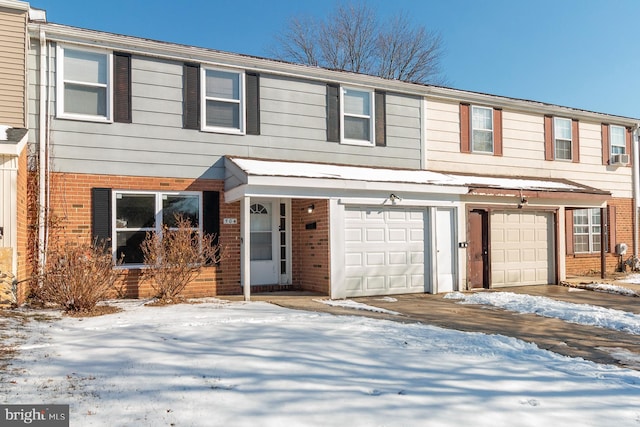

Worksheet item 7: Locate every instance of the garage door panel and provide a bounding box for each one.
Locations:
[389,252,407,265]
[491,210,553,287]
[345,207,426,297]
[389,275,408,288]
[366,276,385,290]
[366,228,385,242]
[345,252,363,267]
[366,252,385,266]
[388,228,407,242]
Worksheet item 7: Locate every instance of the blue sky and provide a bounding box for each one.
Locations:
[30,0,640,118]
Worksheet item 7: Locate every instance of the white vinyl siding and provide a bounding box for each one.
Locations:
[56,45,112,121]
[341,87,374,146]
[201,67,245,134]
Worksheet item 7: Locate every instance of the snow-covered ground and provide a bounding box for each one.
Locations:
[2,298,640,426]
[445,291,640,335]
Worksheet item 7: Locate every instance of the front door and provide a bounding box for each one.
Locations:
[250,200,279,285]
[435,208,456,293]
[468,209,489,289]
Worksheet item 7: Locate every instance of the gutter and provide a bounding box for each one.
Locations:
[634,125,640,258]
[37,26,47,279]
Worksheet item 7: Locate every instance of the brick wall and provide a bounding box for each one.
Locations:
[44,172,241,298]
[15,146,28,302]
[292,199,330,294]
[565,198,634,277]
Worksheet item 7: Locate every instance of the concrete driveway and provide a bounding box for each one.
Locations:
[249,284,640,370]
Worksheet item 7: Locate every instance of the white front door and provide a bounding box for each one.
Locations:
[250,200,279,285]
[435,207,456,293]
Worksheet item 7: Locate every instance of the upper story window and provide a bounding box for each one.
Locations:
[471,106,493,153]
[201,67,245,134]
[341,87,374,145]
[554,117,572,160]
[326,84,386,147]
[573,208,601,254]
[459,103,502,156]
[57,45,111,121]
[610,125,626,155]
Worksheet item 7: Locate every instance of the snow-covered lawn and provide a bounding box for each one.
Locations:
[2,299,640,426]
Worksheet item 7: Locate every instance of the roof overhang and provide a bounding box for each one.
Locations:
[224,157,612,204]
[0,127,28,157]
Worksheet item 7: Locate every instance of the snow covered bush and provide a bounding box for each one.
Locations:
[39,239,122,313]
[140,214,222,303]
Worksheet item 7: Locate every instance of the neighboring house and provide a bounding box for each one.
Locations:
[1,0,638,302]
[0,0,29,306]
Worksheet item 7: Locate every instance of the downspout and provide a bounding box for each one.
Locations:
[37,27,47,280]
[633,125,640,259]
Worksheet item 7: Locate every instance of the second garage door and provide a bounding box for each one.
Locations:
[344,207,426,297]
[491,210,554,287]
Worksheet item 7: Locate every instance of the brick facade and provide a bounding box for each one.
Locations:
[292,199,330,294]
[565,198,635,277]
[43,172,242,299]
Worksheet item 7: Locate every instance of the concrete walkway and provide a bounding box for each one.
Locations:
[237,284,640,370]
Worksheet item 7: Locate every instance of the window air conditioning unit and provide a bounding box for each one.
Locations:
[610,153,629,166]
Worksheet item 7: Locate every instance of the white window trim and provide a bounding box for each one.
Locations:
[471,105,494,154]
[200,66,246,135]
[112,190,203,268]
[573,208,601,254]
[554,117,572,161]
[610,124,626,155]
[56,44,113,122]
[340,86,375,146]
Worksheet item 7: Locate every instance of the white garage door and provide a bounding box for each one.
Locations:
[491,210,554,287]
[344,207,425,297]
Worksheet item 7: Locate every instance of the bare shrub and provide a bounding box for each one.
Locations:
[39,240,122,313]
[141,215,222,303]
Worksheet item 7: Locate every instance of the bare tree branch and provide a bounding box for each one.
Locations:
[271,2,446,84]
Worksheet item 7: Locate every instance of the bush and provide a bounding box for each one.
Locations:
[39,240,122,313]
[141,215,222,303]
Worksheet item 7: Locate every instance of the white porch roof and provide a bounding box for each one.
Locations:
[223,156,610,202]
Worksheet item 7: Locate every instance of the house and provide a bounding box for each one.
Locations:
[1,0,638,303]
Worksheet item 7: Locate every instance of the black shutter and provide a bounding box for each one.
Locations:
[375,91,386,147]
[92,188,112,247]
[202,191,220,265]
[326,83,340,142]
[246,72,260,135]
[183,63,200,129]
[113,52,132,123]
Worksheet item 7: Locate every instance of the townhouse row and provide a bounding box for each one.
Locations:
[1,0,638,303]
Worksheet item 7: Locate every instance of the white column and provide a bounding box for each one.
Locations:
[240,196,251,301]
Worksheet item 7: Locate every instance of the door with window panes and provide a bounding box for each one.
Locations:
[249,199,290,286]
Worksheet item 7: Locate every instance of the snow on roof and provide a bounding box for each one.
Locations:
[228,157,589,193]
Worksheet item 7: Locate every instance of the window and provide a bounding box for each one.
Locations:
[573,208,601,253]
[341,87,374,145]
[554,117,572,160]
[114,191,201,265]
[57,45,111,120]
[202,67,244,133]
[471,106,493,153]
[610,125,626,155]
